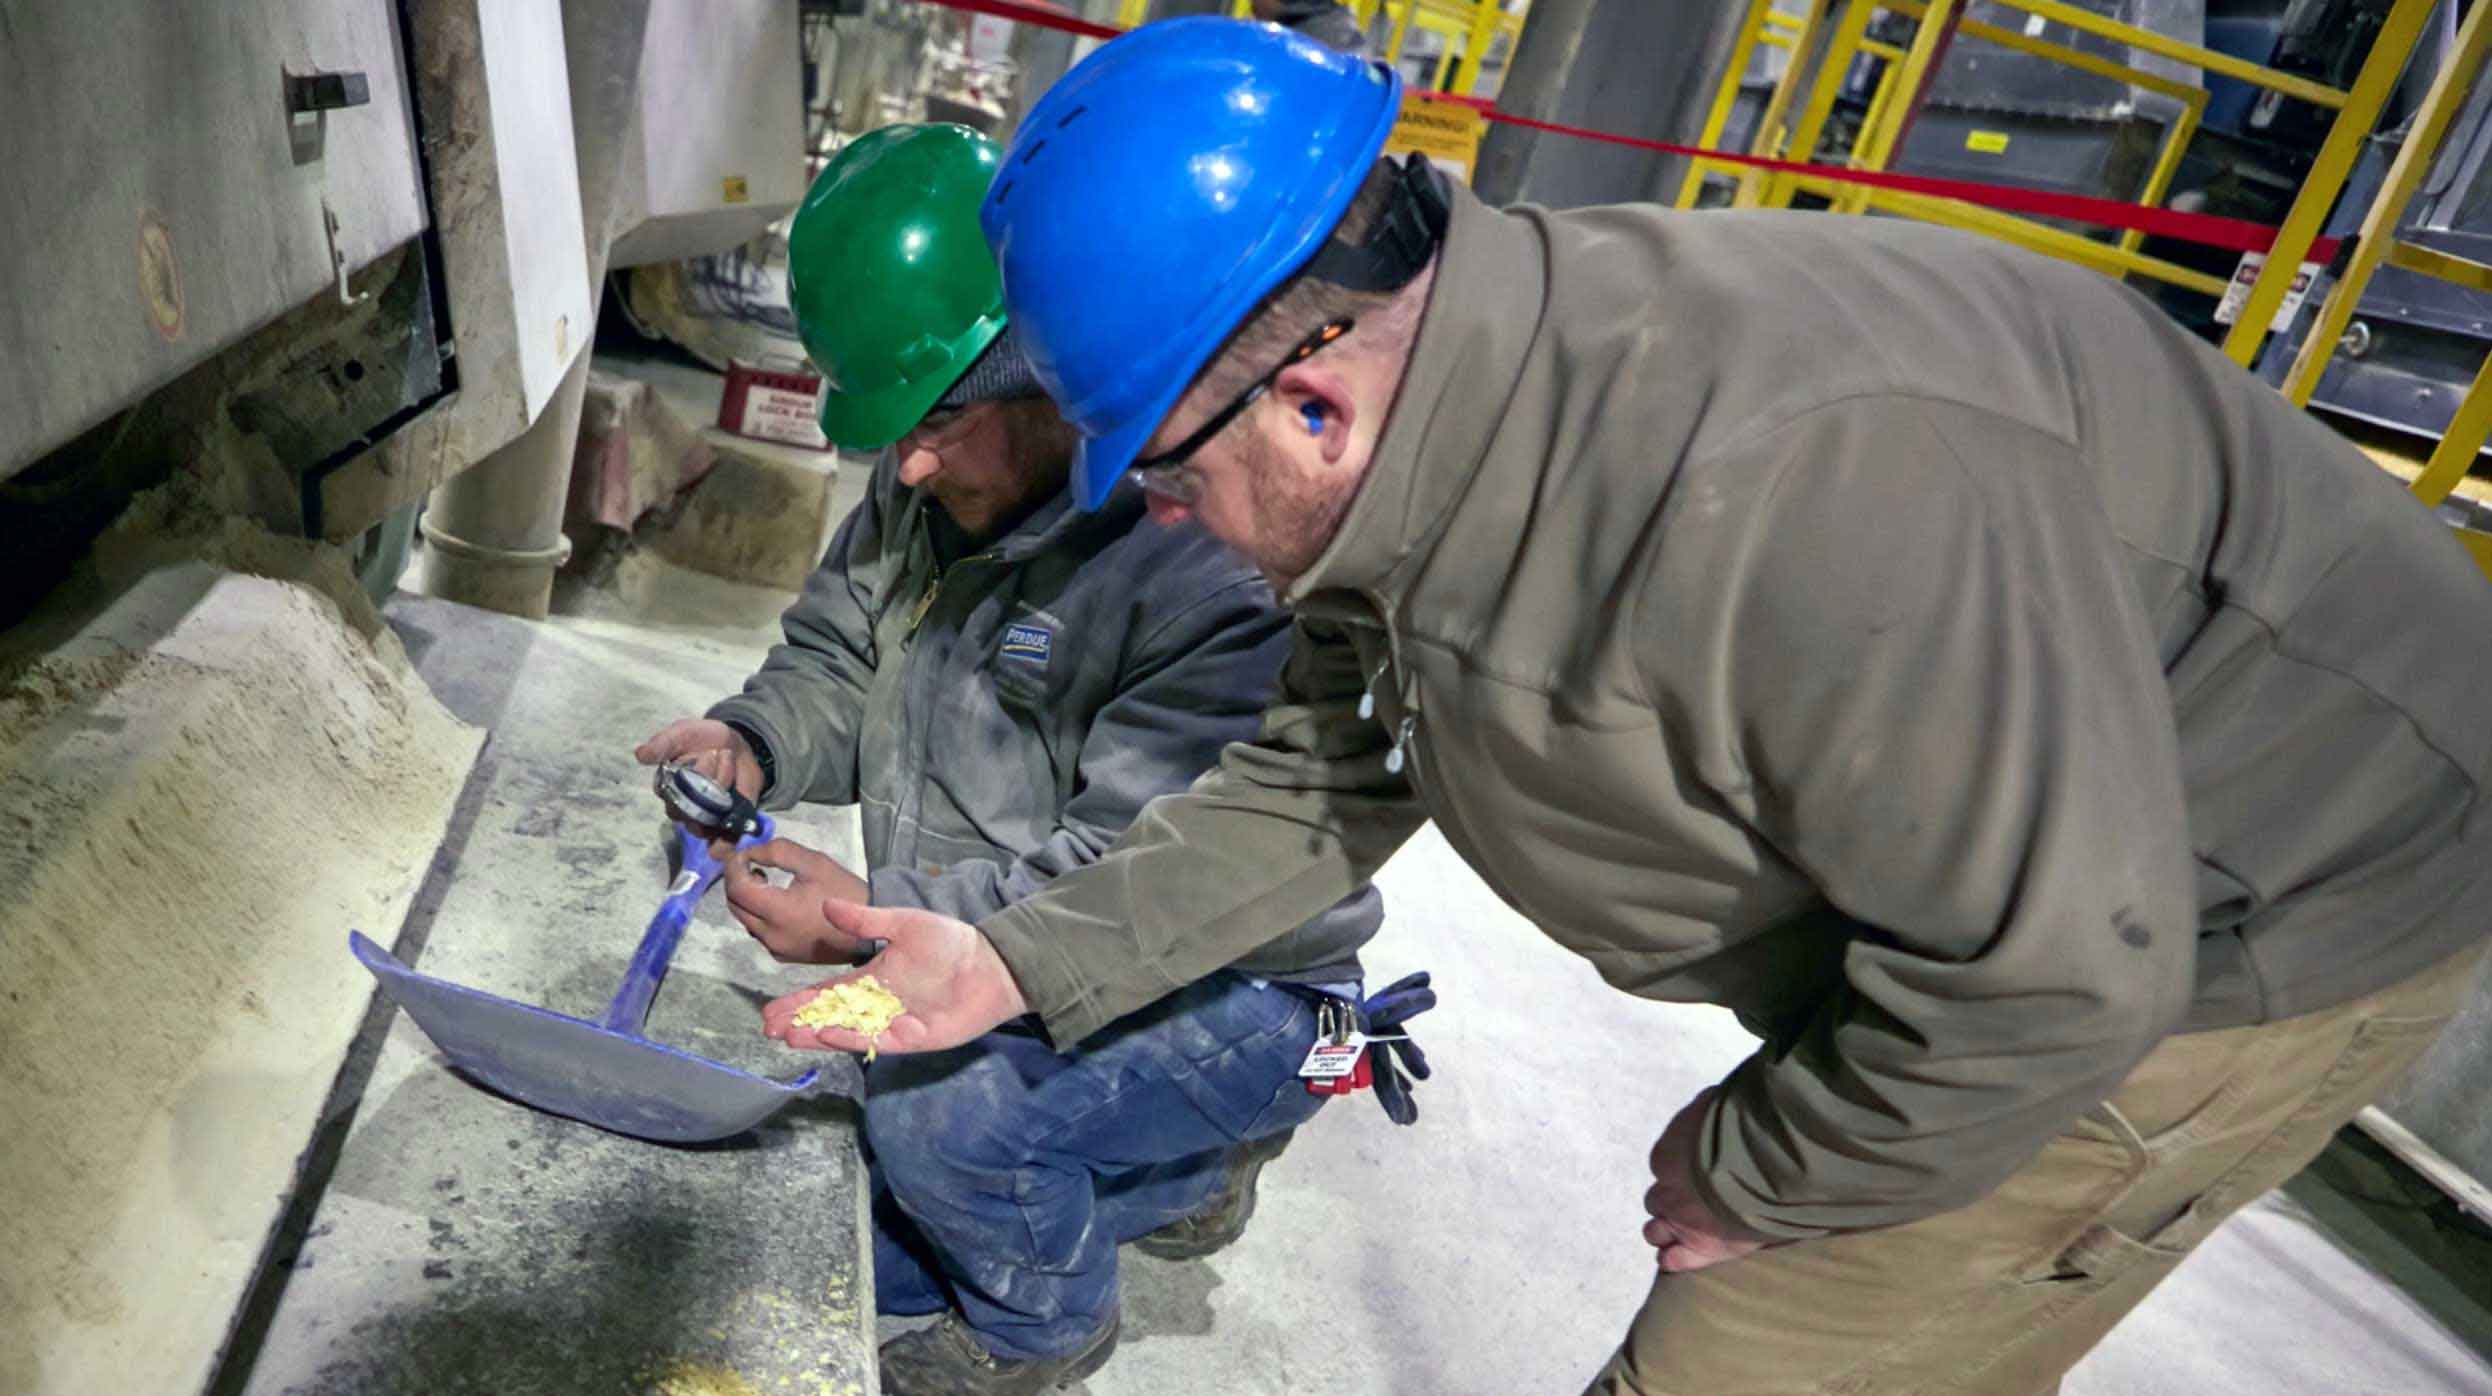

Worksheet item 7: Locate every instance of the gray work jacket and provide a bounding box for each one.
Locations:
[710,453,1381,1001]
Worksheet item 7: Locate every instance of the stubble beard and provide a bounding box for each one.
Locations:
[1239,425,1360,594]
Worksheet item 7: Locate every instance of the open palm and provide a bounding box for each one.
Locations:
[760,900,1031,1055]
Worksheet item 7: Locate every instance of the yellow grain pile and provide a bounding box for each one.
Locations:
[791,976,905,1059]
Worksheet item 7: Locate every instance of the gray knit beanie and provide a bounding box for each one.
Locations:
[935,321,1045,409]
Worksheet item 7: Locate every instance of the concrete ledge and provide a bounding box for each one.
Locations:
[645,442,842,594]
[231,594,875,1396]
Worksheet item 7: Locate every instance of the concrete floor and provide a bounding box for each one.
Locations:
[1083,827,2492,1396]
[298,539,2492,1396]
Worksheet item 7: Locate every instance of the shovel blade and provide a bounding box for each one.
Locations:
[350,931,838,1144]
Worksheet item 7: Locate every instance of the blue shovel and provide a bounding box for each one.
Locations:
[350,805,847,1144]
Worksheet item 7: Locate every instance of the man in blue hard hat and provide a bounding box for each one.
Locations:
[771,17,2492,1394]
[640,121,1412,1396]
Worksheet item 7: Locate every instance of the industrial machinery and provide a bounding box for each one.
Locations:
[1943,0,2492,447]
[1702,0,2491,455]
[2256,10,2492,455]
[0,9,824,1391]
[1869,0,2206,208]
[0,0,810,625]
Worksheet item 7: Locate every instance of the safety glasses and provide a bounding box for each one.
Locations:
[900,404,985,455]
[1131,317,1356,505]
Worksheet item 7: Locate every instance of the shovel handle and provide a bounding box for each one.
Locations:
[601,815,777,1034]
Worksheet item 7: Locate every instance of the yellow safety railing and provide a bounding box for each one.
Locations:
[1677,0,1832,209]
[1354,0,1527,96]
[1870,0,2205,255]
[2271,0,2492,579]
[1154,0,1526,97]
[1692,0,2439,370]
[1684,1,2204,235]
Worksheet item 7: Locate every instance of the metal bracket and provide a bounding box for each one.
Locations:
[288,71,371,113]
[287,67,370,165]
[324,201,372,308]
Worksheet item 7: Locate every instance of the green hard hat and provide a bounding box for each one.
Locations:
[788,123,1008,450]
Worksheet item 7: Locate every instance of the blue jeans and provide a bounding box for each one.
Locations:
[864,971,1328,1360]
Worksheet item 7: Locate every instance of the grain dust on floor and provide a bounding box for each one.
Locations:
[0,489,481,1396]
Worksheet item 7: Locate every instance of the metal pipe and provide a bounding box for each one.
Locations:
[1470,0,1600,205]
[414,0,653,618]
[2354,1106,2492,1226]
[415,353,589,617]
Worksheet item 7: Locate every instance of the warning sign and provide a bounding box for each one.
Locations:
[735,381,828,449]
[1385,96,1487,187]
[719,361,832,450]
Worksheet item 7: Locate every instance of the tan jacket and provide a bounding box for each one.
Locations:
[980,187,2492,1240]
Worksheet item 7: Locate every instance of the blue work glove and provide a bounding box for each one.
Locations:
[1359,971,1435,1126]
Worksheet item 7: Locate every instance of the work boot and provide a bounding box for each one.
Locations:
[879,1311,1119,1396]
[1134,1128,1294,1260]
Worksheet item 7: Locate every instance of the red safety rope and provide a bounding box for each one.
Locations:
[930,0,1123,41]
[905,0,2342,264]
[1466,106,2342,261]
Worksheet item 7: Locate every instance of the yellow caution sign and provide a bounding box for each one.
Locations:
[1965,130,2012,155]
[1385,97,1488,187]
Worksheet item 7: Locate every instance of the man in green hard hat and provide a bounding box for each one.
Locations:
[633,123,1404,1396]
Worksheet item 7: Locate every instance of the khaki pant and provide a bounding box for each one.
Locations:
[1586,942,2486,1396]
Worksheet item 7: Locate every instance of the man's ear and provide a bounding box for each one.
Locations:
[1273,363,1356,463]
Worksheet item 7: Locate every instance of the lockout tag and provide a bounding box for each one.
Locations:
[2214,251,2322,331]
[1299,1032,1368,1080]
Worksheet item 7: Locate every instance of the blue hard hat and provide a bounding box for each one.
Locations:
[980,17,1403,510]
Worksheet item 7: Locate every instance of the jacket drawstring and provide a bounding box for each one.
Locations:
[1357,626,1422,777]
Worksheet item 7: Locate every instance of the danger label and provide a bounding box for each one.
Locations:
[735,383,830,449]
[1299,1034,1367,1080]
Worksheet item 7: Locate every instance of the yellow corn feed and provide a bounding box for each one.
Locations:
[791,975,906,1059]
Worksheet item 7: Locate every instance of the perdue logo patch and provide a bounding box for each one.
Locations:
[1000,622,1053,666]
